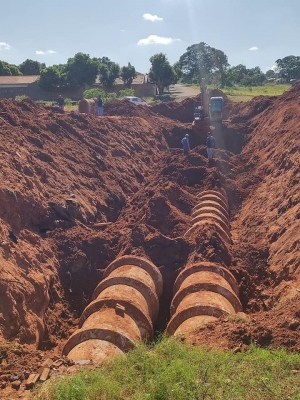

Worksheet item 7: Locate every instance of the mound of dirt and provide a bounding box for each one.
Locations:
[104,99,156,118]
[150,95,202,123]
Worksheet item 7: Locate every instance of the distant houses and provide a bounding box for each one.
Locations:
[0,73,155,101]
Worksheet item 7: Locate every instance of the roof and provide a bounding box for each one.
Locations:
[0,75,39,85]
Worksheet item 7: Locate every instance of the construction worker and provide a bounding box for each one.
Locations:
[206,132,215,160]
[181,134,190,156]
[96,96,103,116]
[57,95,65,110]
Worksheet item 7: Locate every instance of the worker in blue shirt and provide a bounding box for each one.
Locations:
[206,132,215,159]
[181,134,190,156]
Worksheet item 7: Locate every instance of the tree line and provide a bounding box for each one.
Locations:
[0,43,300,94]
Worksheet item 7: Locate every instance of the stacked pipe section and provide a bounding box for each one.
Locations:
[167,190,242,336]
[63,256,163,362]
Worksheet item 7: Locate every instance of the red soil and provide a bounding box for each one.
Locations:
[0,84,300,397]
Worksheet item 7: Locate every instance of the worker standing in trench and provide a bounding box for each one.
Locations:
[97,96,103,116]
[181,134,190,156]
[206,132,215,160]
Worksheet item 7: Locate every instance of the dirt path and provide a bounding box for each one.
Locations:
[167,84,200,100]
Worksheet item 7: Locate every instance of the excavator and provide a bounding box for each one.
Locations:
[192,78,224,134]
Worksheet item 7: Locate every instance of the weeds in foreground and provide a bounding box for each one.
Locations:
[33,337,300,400]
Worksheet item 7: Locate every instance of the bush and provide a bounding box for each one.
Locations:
[118,88,135,98]
[83,88,117,103]
[15,95,29,102]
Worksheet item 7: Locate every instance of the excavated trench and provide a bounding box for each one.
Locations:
[2,88,300,395]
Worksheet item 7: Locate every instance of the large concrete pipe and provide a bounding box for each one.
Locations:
[78,98,97,115]
[166,262,242,335]
[167,190,242,335]
[185,190,231,243]
[63,256,163,363]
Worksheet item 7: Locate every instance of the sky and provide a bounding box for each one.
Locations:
[1,0,300,73]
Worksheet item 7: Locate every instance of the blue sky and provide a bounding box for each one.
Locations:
[1,0,299,73]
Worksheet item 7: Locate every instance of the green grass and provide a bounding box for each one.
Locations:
[33,337,300,400]
[186,84,290,102]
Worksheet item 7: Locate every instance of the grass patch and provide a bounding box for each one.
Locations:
[185,84,290,102]
[33,337,300,400]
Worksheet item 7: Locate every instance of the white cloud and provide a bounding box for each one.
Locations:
[249,46,258,51]
[0,42,11,51]
[138,35,181,45]
[143,13,163,22]
[35,49,57,55]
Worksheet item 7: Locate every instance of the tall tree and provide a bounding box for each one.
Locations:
[179,42,215,84]
[173,61,183,83]
[64,52,99,88]
[39,67,61,91]
[98,61,120,89]
[148,53,174,95]
[211,49,229,88]
[19,59,45,75]
[120,62,137,88]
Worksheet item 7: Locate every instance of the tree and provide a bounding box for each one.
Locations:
[0,61,12,76]
[19,59,45,75]
[64,52,99,88]
[211,49,229,88]
[148,53,174,95]
[98,61,120,89]
[179,42,222,84]
[276,56,300,81]
[120,62,137,88]
[173,61,183,83]
[39,67,61,91]
[265,69,275,78]
[0,61,22,76]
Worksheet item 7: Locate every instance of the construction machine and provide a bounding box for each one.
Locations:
[192,78,224,134]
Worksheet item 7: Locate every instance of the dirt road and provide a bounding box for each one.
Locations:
[167,84,200,100]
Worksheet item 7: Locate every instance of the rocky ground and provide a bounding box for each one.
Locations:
[0,83,299,398]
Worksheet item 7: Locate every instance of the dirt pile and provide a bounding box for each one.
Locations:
[104,99,156,118]
[150,95,202,123]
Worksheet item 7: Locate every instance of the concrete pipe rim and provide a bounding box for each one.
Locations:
[63,328,135,357]
[195,194,228,211]
[103,256,163,297]
[173,262,240,296]
[170,282,242,316]
[78,298,153,340]
[192,201,229,218]
[166,305,231,336]
[184,219,231,244]
[92,276,160,322]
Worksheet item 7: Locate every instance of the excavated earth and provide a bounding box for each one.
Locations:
[0,83,300,398]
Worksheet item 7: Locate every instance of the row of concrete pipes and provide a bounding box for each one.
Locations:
[63,190,242,363]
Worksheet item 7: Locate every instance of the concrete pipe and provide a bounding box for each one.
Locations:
[184,219,231,243]
[166,262,242,336]
[191,207,229,228]
[78,98,97,115]
[192,200,229,219]
[196,190,228,207]
[63,256,162,363]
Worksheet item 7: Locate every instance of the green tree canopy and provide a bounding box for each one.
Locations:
[98,60,120,89]
[148,53,174,95]
[276,56,300,81]
[179,42,228,86]
[38,67,61,91]
[64,52,99,88]
[0,61,22,76]
[19,59,45,75]
[120,62,137,88]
